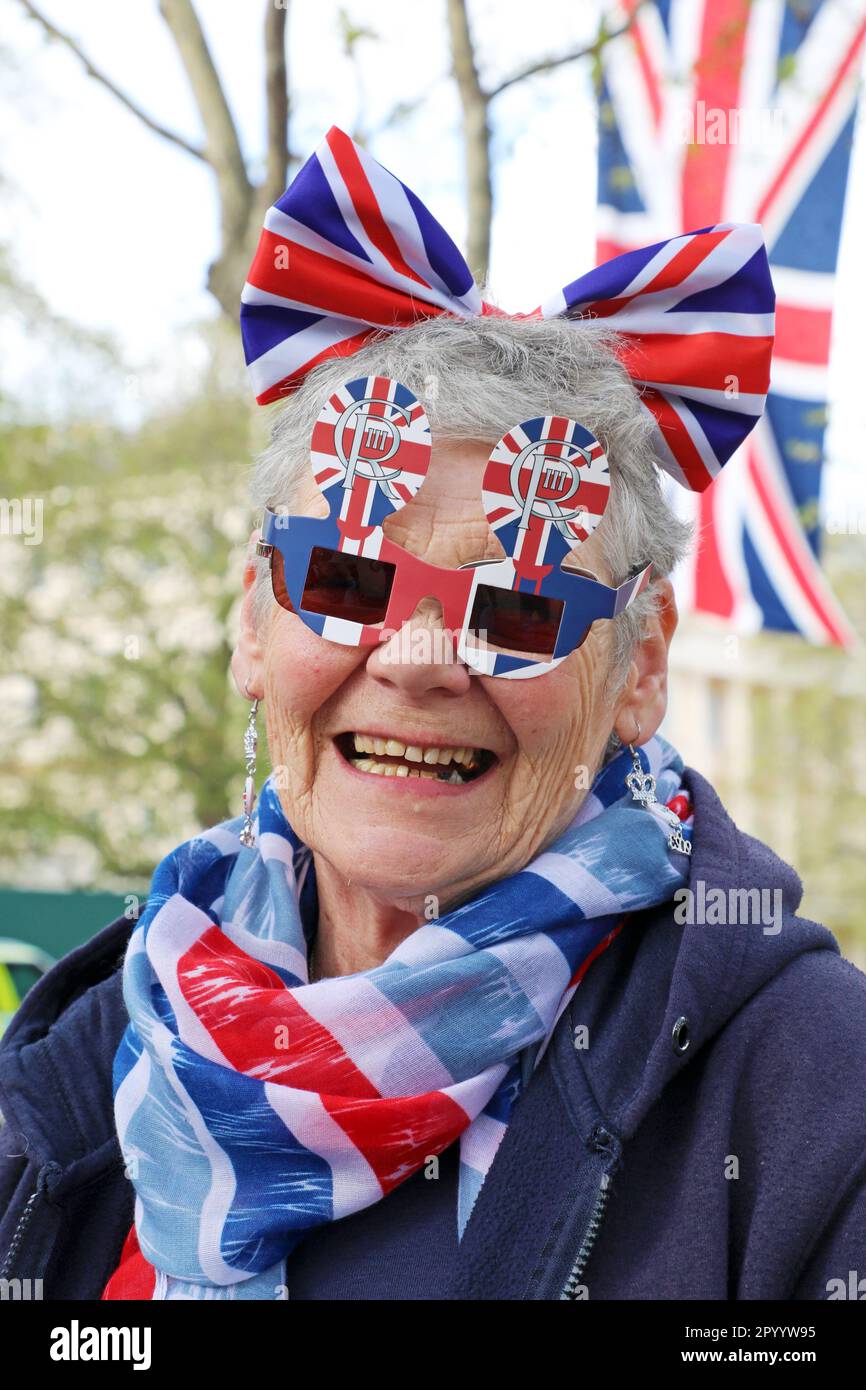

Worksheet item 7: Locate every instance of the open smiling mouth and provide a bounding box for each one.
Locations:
[334,732,498,785]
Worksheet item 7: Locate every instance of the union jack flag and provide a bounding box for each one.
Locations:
[597,0,866,645]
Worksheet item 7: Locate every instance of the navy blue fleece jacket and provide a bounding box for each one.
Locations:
[1,769,865,1300]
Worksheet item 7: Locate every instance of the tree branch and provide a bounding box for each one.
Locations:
[487,6,647,100]
[488,46,601,100]
[263,0,290,205]
[158,0,251,196]
[158,0,254,313]
[15,0,207,159]
[446,0,492,283]
[15,0,207,161]
[447,0,649,280]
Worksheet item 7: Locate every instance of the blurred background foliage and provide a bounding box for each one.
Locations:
[0,303,261,891]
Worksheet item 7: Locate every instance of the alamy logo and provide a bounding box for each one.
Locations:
[49,1320,152,1370]
[674,881,782,935]
[0,497,43,545]
[826,1270,866,1299]
[0,1277,43,1299]
[676,100,785,149]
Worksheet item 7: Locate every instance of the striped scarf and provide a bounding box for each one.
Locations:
[105,735,692,1300]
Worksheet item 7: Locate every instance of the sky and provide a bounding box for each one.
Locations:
[1,0,866,517]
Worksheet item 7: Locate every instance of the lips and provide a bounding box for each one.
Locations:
[334,731,497,784]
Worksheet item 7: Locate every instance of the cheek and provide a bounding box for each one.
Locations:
[490,645,612,763]
[497,656,606,745]
[263,615,361,731]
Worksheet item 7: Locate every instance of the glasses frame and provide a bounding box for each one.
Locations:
[256,506,652,679]
[254,375,654,679]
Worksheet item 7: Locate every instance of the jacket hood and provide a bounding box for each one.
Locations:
[561,767,839,1142]
[0,768,841,1185]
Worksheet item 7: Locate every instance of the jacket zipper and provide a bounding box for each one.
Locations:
[558,1013,620,1301]
[559,1168,612,1299]
[0,1162,61,1281]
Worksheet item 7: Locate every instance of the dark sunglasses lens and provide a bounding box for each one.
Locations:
[301,545,395,624]
[271,548,294,612]
[468,584,564,658]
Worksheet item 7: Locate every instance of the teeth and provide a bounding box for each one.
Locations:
[350,754,478,783]
[346,732,487,780]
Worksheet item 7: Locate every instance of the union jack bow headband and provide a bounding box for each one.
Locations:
[240,124,775,493]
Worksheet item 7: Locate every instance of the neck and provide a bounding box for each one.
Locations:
[310,853,423,979]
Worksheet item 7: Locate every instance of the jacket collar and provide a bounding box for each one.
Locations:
[450,766,839,1297]
[569,765,833,1141]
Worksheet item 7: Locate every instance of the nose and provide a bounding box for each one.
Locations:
[365,596,473,697]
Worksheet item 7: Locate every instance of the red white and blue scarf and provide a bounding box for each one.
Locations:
[104,735,692,1300]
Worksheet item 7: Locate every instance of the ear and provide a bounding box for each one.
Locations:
[612,578,678,745]
[230,527,267,701]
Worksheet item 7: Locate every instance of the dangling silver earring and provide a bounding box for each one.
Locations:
[239,677,259,848]
[624,721,691,856]
[626,722,657,805]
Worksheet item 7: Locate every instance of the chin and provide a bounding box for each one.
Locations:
[311,818,480,901]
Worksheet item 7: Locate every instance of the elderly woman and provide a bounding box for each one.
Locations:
[1,129,865,1304]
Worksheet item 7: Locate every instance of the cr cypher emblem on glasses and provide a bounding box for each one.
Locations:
[482,418,611,589]
[310,377,432,554]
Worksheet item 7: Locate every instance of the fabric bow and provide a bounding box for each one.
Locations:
[240,125,775,493]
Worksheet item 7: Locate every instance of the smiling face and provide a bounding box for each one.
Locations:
[236,436,673,916]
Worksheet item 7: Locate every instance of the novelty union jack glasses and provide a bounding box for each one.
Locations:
[256,376,654,679]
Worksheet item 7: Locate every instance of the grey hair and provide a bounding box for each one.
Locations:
[246,312,692,717]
